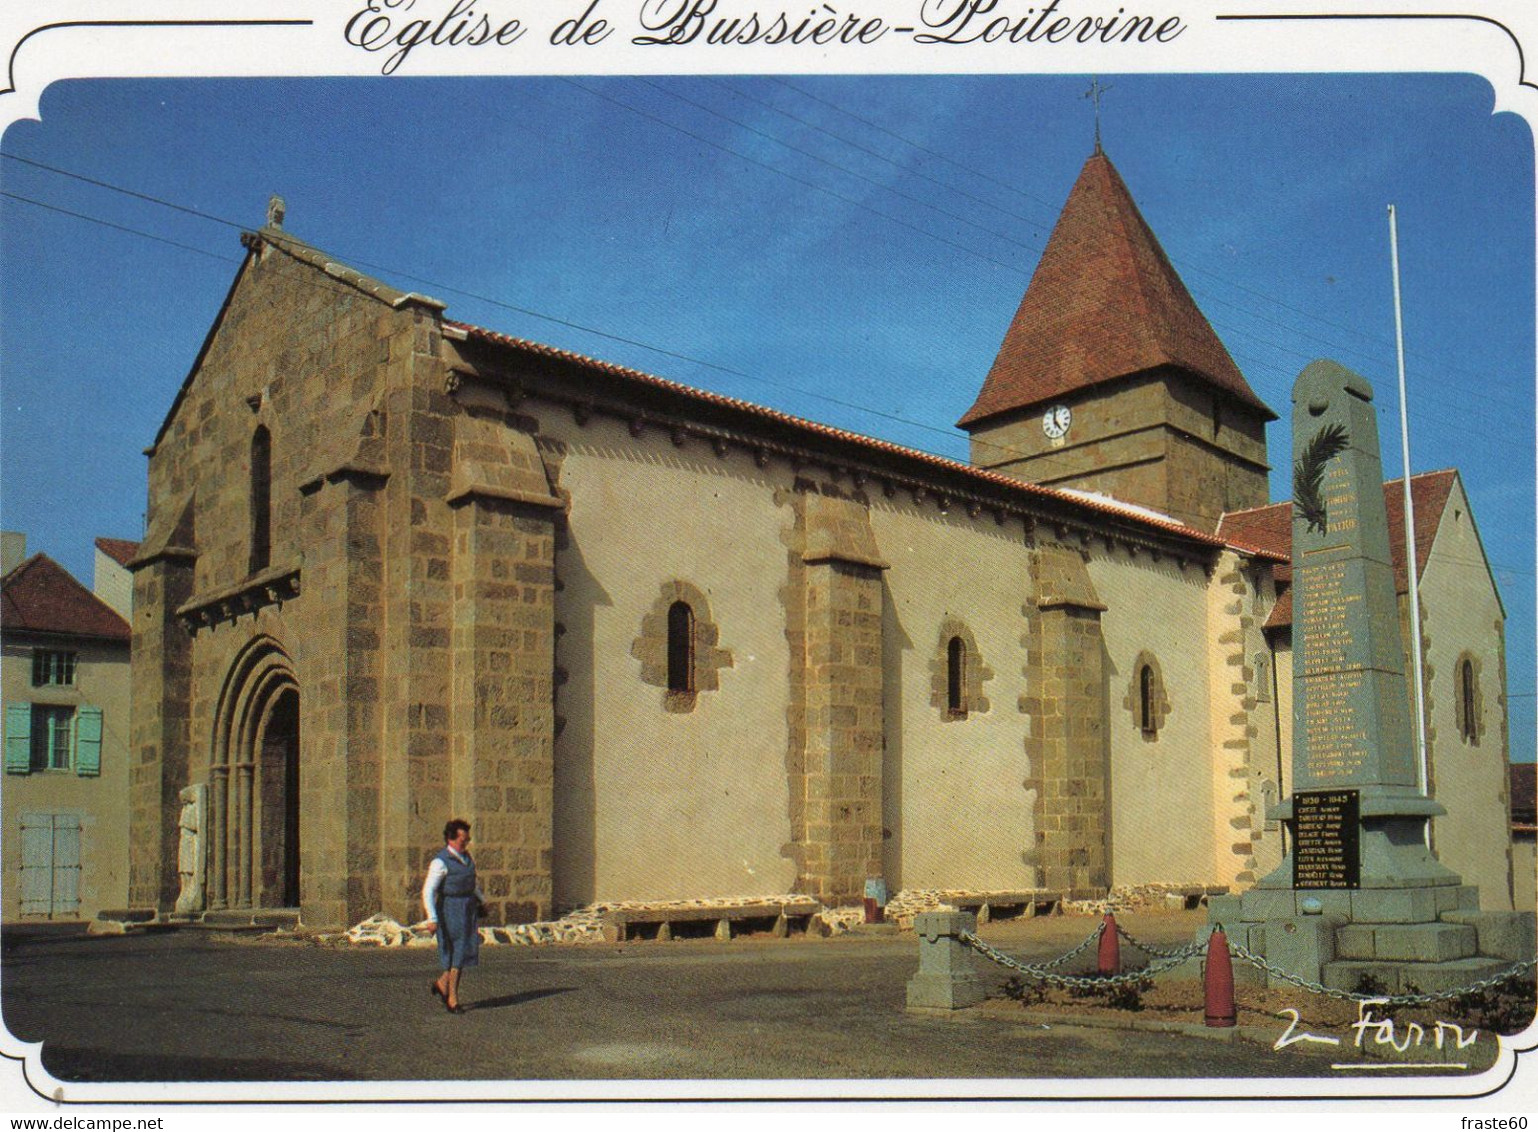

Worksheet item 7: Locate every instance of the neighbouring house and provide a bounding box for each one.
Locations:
[93,537,139,621]
[2,544,135,920]
[124,150,1514,929]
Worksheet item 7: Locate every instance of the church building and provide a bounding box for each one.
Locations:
[126,150,1515,929]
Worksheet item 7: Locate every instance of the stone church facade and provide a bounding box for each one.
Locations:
[127,152,1515,929]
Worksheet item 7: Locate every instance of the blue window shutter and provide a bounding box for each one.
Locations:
[74,707,102,777]
[5,704,31,774]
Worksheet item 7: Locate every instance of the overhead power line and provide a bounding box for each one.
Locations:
[0,179,1068,478]
[765,77,1523,397]
[2,81,1530,471]
[9,177,1533,588]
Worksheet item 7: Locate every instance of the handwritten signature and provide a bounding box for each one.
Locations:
[1275,999,1478,1069]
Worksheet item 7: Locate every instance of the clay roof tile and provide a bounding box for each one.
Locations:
[94,537,140,568]
[1,554,131,642]
[448,320,1256,555]
[1218,469,1460,630]
[958,152,1274,429]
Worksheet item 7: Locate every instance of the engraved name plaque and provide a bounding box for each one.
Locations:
[1292,789,1361,889]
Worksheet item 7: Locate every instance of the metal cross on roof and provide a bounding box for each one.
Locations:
[1083,77,1113,154]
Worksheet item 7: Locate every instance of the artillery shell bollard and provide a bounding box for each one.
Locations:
[1097,912,1120,976]
[1204,925,1236,1028]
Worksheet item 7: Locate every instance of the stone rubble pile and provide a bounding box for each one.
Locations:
[332,884,1216,948]
[1061,882,1214,915]
[338,894,840,949]
[814,906,866,934]
[343,913,437,947]
[882,889,961,930]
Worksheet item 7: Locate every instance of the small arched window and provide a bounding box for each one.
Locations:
[1139,664,1156,734]
[1126,652,1168,738]
[249,425,272,574]
[666,601,694,694]
[1459,658,1478,743]
[946,636,966,715]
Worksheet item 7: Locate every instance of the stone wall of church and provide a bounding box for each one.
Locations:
[967,375,1168,508]
[1088,546,1216,887]
[1201,552,1285,890]
[131,239,446,928]
[1162,374,1270,531]
[873,505,1038,893]
[545,410,799,907]
[967,370,1268,532]
[1418,482,1513,910]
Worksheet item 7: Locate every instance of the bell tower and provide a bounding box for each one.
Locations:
[958,152,1275,532]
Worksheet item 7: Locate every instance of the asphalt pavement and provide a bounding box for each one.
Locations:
[0,911,1504,1102]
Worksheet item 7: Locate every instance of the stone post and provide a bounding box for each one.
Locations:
[1223,361,1504,993]
[906,911,987,1011]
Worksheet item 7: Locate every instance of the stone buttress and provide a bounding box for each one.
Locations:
[787,488,888,905]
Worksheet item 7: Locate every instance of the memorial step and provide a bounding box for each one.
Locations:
[1335,921,1478,963]
[1321,956,1514,996]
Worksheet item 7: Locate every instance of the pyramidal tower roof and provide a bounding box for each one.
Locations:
[958,151,1276,428]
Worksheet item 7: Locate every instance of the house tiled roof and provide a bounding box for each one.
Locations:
[958,152,1274,429]
[1,554,130,642]
[449,320,1281,561]
[94,537,140,568]
[1217,469,1459,630]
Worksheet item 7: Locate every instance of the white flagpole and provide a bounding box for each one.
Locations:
[1389,205,1430,812]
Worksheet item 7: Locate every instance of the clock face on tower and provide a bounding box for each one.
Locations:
[1042,404,1072,440]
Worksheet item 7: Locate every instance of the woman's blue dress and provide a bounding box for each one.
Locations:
[434,847,480,970]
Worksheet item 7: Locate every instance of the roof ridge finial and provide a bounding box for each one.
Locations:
[266,194,286,230]
[1083,76,1112,156]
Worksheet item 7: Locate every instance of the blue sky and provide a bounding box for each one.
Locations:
[1,73,1532,758]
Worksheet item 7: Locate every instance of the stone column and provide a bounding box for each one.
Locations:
[448,418,562,924]
[794,491,888,906]
[208,767,229,908]
[127,544,196,912]
[235,760,253,906]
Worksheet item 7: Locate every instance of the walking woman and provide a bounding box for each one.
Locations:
[422,818,482,1013]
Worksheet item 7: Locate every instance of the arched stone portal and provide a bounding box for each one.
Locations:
[210,638,300,910]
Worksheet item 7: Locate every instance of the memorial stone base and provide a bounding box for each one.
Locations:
[1210,868,1534,995]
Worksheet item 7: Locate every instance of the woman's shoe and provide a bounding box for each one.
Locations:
[431,983,443,1000]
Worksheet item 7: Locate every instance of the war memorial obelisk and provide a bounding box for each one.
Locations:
[1212,360,1531,992]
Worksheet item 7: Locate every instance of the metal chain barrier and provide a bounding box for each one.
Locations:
[960,929,1205,991]
[1227,939,1538,1007]
[958,919,1536,1009]
[1113,922,1193,960]
[1033,921,1106,970]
